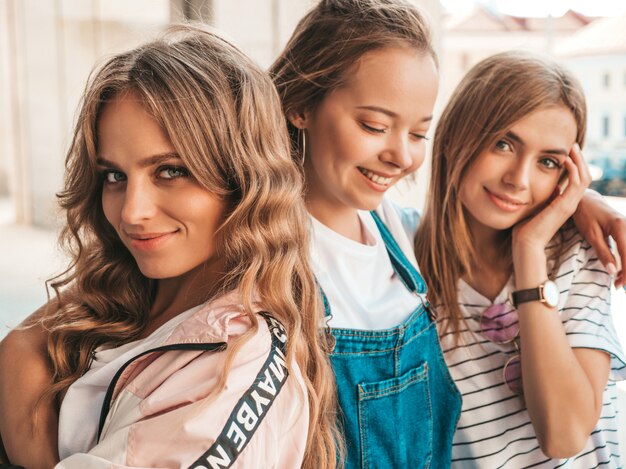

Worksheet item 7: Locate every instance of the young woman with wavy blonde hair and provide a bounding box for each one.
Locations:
[0,24,338,469]
[416,50,625,467]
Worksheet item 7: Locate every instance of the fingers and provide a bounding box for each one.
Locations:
[589,231,618,278]
[572,197,619,278]
[559,144,589,199]
[558,157,586,214]
[608,217,626,288]
[569,143,592,187]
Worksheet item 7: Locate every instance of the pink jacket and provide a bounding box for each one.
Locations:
[55,291,309,469]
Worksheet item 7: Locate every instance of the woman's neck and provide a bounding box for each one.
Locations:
[464,222,512,302]
[306,198,365,244]
[142,259,224,338]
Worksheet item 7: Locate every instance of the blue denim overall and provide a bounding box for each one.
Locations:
[325,212,461,469]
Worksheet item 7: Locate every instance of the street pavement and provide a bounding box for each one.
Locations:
[0,201,65,336]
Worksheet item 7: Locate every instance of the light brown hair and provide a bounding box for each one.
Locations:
[41,24,337,467]
[270,0,436,162]
[415,50,587,340]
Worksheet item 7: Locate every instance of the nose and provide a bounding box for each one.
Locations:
[380,134,415,171]
[120,179,157,225]
[502,157,531,191]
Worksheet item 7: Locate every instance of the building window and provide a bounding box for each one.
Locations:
[603,115,610,137]
[603,73,610,88]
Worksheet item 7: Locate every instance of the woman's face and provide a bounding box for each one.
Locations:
[98,91,226,280]
[459,105,577,236]
[295,46,439,219]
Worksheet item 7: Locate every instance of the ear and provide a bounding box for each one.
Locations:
[287,110,308,129]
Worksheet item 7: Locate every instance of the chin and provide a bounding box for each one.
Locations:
[354,194,385,211]
[136,263,177,280]
[487,218,519,231]
[468,212,517,232]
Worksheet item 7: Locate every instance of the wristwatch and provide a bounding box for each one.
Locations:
[509,280,559,308]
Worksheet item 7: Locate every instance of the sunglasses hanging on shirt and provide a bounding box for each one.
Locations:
[480,302,523,394]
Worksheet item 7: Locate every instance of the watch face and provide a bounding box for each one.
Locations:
[543,280,559,307]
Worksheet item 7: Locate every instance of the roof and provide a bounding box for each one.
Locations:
[555,13,626,57]
[445,5,592,33]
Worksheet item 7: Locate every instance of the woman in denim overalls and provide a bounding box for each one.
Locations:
[271,1,462,466]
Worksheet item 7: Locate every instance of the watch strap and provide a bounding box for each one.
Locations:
[510,286,542,307]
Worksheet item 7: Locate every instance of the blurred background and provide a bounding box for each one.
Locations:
[0,0,625,449]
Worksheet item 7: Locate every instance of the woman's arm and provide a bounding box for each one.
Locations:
[512,145,611,458]
[512,244,610,458]
[0,305,59,469]
[573,189,626,288]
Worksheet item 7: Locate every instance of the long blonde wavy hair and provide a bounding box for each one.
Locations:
[40,24,338,467]
[270,0,436,163]
[415,51,587,341]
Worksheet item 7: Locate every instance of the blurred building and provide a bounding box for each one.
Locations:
[556,14,626,196]
[0,0,173,227]
[0,0,441,229]
[440,6,592,97]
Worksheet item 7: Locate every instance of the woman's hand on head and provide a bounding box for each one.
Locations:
[513,143,591,253]
[572,189,626,288]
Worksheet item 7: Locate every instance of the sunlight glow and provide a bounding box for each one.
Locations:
[440,0,626,17]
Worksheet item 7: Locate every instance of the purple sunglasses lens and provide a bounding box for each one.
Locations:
[481,303,519,343]
[504,355,523,394]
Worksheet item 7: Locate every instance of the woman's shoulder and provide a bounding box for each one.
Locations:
[376,196,421,239]
[94,293,308,468]
[161,289,287,346]
[113,290,303,400]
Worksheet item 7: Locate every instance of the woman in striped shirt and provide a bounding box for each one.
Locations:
[416,50,626,468]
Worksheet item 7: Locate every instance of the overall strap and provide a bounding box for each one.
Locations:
[370,210,427,295]
[317,211,428,320]
[318,278,332,318]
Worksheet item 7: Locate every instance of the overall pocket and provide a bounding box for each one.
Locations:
[357,362,433,469]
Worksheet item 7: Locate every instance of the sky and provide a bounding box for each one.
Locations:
[440,0,626,17]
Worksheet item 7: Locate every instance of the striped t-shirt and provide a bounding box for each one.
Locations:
[440,225,626,468]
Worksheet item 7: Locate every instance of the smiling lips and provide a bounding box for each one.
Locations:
[358,167,394,188]
[125,231,178,251]
[484,188,527,213]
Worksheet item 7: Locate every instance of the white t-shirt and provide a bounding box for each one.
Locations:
[310,196,425,330]
[440,225,626,468]
[57,303,203,459]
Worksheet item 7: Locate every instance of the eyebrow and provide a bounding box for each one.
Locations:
[505,131,569,157]
[96,152,182,168]
[356,105,433,123]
